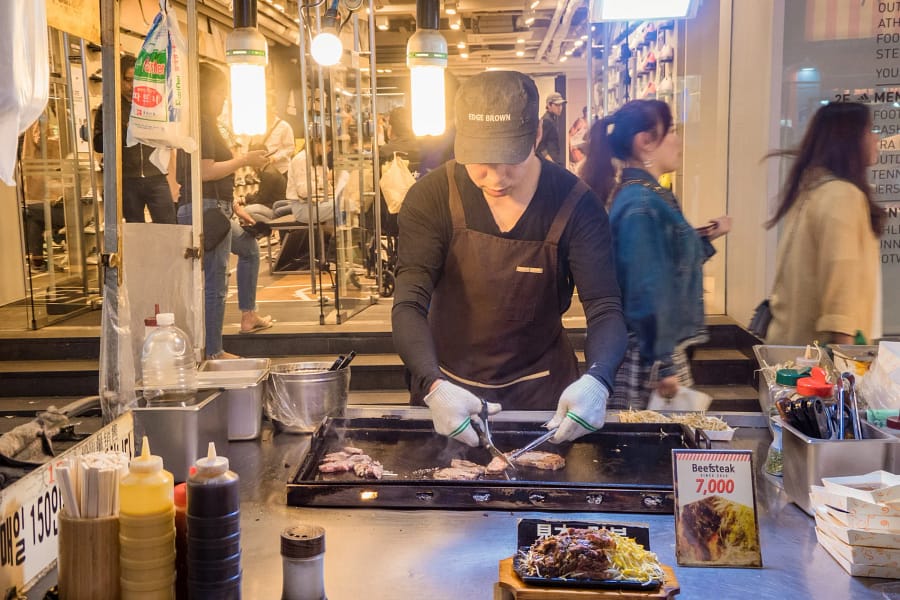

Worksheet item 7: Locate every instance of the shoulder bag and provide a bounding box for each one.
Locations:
[748,299,772,338]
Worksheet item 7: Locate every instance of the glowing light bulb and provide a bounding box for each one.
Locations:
[407,28,447,137]
[229,63,267,135]
[226,27,268,136]
[410,66,446,136]
[311,31,342,66]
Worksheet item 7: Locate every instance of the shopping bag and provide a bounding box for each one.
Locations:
[748,299,772,338]
[380,153,416,214]
[0,0,49,185]
[647,387,712,412]
[858,341,900,411]
[126,0,196,153]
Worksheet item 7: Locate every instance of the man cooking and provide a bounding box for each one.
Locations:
[392,71,627,448]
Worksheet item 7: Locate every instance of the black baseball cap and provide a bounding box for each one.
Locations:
[454,71,540,165]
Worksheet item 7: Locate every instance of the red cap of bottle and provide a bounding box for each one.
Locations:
[796,367,833,398]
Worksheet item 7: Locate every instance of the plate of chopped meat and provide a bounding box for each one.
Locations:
[512,519,665,590]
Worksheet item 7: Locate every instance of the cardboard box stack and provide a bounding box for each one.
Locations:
[810,471,900,578]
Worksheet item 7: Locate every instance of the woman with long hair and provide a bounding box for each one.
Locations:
[175,63,270,357]
[581,99,730,408]
[765,101,883,345]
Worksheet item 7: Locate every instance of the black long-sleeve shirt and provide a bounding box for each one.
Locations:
[536,111,562,164]
[392,159,627,398]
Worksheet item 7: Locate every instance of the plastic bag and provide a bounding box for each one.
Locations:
[0,0,49,185]
[647,387,712,412]
[857,341,900,411]
[126,0,196,153]
[380,153,416,214]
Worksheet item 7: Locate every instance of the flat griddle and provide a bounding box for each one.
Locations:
[287,417,707,513]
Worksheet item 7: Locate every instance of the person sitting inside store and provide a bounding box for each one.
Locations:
[271,130,335,272]
[392,70,628,447]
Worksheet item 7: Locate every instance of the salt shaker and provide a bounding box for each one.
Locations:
[281,525,326,600]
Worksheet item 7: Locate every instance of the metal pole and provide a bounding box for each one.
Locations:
[62,32,88,294]
[297,8,315,293]
[99,0,121,418]
[602,22,610,119]
[352,12,365,288]
[368,0,381,296]
[79,38,103,292]
[313,3,329,324]
[585,0,594,122]
[187,0,205,360]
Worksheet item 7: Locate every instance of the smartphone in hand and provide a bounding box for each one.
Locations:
[695,221,716,236]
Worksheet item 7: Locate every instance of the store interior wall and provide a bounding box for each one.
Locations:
[0,184,25,306]
[725,0,782,326]
[680,0,732,315]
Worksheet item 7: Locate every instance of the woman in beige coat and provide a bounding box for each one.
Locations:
[766,102,884,346]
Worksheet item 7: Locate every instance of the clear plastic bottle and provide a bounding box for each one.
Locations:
[140,312,197,403]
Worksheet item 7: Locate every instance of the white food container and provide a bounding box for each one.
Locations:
[199,358,270,441]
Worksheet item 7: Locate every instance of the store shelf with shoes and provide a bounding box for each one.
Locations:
[599,19,680,115]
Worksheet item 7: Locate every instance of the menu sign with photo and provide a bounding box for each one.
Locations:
[672,449,762,568]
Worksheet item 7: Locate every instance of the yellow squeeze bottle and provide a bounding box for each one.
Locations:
[119,436,175,516]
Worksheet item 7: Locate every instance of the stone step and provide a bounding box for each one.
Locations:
[0,346,762,407]
[690,347,756,386]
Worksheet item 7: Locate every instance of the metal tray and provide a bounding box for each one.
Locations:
[287,417,704,513]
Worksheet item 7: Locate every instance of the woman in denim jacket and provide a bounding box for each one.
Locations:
[582,100,730,408]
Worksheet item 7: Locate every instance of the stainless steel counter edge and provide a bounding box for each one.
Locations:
[29,406,890,599]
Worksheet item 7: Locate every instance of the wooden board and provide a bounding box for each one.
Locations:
[495,558,680,600]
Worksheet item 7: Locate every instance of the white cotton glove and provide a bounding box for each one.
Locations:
[424,380,502,447]
[547,375,609,443]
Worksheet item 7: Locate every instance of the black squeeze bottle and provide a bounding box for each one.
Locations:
[186,443,241,599]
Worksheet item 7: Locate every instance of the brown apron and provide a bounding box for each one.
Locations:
[414,161,585,409]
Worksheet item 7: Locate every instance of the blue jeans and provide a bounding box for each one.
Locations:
[230,219,259,312]
[177,199,231,356]
[271,199,294,218]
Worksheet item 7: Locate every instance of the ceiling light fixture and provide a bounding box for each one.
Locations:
[592,0,698,21]
[449,13,461,30]
[376,15,389,31]
[529,0,540,8]
[559,55,568,62]
[310,0,343,66]
[445,1,457,15]
[226,0,268,135]
[460,52,469,59]
[408,0,447,136]
[457,40,466,48]
[516,50,524,57]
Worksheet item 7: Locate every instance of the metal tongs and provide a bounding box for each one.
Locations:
[470,399,517,479]
[508,427,559,462]
[838,372,863,440]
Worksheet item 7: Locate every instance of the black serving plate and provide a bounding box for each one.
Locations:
[512,553,661,591]
[513,518,662,591]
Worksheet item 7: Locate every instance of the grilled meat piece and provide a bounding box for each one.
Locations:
[485,451,565,474]
[432,459,485,480]
[353,459,384,479]
[343,446,365,455]
[318,450,383,479]
[527,527,616,580]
